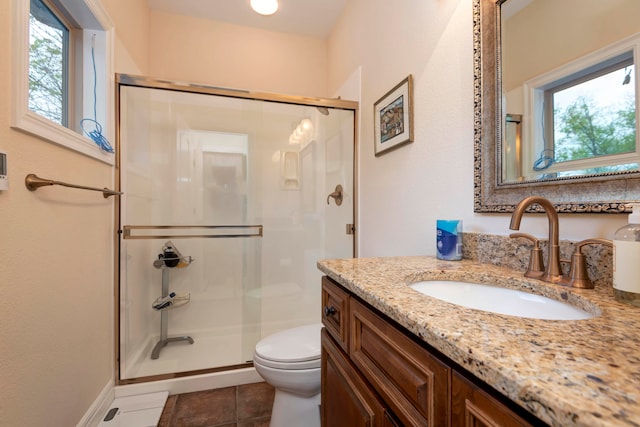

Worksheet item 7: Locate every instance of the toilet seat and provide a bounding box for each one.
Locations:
[254,323,322,370]
[253,352,320,370]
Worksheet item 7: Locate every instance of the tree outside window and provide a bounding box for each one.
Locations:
[28,0,68,126]
[551,65,637,176]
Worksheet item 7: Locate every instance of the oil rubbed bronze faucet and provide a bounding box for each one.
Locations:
[510,196,613,288]
[509,196,564,284]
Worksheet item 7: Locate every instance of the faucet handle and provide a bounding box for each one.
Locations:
[510,233,545,279]
[562,238,613,289]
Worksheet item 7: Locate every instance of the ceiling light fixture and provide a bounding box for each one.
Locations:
[250,0,279,16]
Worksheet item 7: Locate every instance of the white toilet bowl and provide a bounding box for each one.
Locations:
[253,323,323,427]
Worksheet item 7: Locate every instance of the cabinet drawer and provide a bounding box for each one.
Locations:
[452,371,536,427]
[322,276,350,352]
[350,298,450,427]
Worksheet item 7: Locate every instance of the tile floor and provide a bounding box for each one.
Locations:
[157,382,275,427]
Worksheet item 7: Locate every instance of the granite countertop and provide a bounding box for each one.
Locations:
[317,256,640,427]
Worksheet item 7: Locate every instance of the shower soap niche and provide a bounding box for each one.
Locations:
[281,151,300,190]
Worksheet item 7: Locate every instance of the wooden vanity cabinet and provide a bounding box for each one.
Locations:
[321,276,542,427]
[350,298,450,426]
[321,276,350,352]
[322,329,400,427]
[321,276,447,426]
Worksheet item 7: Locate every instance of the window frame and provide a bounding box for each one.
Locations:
[523,33,640,178]
[12,0,115,165]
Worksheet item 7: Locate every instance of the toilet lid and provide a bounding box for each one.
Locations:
[254,323,322,363]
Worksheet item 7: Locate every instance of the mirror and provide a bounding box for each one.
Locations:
[474,0,640,213]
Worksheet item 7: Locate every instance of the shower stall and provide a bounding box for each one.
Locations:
[115,75,357,384]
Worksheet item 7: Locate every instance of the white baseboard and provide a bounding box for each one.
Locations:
[76,378,115,427]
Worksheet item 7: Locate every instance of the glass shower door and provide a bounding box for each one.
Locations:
[116,75,356,382]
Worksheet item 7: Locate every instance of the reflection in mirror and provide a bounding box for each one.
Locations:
[501,0,639,184]
[473,0,640,213]
[503,114,522,181]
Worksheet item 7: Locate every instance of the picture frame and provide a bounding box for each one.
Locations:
[374,75,414,156]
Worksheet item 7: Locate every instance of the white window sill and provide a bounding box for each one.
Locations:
[12,111,115,165]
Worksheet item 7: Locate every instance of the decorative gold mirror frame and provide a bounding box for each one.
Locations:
[473,0,640,213]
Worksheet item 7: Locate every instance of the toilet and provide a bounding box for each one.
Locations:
[253,323,323,427]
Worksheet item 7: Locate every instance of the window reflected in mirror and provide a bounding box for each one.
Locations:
[551,62,636,177]
[500,0,640,184]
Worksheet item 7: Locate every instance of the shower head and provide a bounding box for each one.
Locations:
[316,106,330,116]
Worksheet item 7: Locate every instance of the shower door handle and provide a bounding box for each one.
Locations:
[326,185,343,206]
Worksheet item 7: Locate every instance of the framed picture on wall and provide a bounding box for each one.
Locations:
[374,75,414,156]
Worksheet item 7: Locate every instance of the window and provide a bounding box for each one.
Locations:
[29,0,70,126]
[12,0,115,164]
[524,34,640,180]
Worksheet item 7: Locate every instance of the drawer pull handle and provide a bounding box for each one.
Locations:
[323,306,337,316]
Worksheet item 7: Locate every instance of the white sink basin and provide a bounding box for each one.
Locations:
[410,280,595,320]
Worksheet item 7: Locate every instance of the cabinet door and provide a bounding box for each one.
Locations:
[350,299,450,426]
[322,329,393,427]
[452,371,536,427]
[322,276,350,352]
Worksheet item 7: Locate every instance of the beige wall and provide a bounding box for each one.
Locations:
[327,0,627,257]
[0,0,149,426]
[148,10,328,97]
[105,0,151,74]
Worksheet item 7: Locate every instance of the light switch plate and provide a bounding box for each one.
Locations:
[0,152,7,190]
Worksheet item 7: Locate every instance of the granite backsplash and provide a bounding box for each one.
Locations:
[461,232,613,289]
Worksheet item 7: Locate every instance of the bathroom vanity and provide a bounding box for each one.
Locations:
[318,256,640,427]
[321,276,540,426]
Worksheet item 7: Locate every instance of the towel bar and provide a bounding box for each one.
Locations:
[25,173,122,198]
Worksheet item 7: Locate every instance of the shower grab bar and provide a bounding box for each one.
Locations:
[122,225,263,239]
[25,174,123,198]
